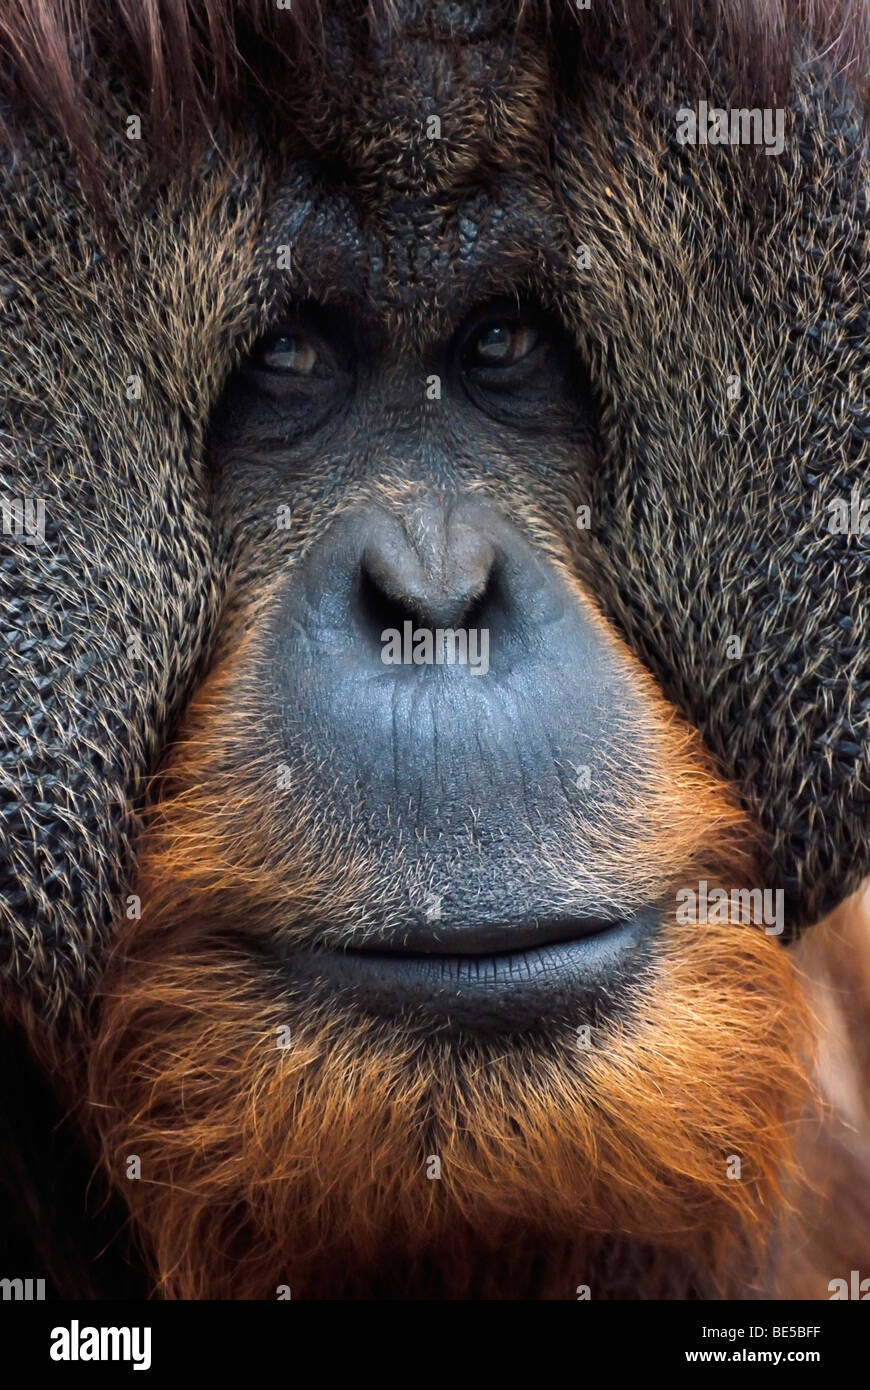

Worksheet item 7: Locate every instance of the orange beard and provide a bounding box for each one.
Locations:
[86,634,813,1299]
[89,909,810,1299]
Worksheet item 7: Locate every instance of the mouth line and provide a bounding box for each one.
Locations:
[347,914,621,958]
[282,909,659,1032]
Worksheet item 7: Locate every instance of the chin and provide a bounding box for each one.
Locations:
[87,601,811,1300]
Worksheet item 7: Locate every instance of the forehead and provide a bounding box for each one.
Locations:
[258,6,572,346]
[310,2,557,194]
[264,171,573,346]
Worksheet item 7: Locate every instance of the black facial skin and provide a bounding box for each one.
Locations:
[209,296,664,1032]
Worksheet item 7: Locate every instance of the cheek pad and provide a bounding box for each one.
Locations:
[554,69,869,932]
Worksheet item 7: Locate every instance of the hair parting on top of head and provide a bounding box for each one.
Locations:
[0,0,867,211]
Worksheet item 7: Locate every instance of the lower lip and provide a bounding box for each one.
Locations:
[284,910,657,1033]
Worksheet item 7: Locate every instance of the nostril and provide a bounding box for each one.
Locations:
[359,554,497,633]
[356,560,498,645]
[359,514,497,630]
[356,564,420,644]
[455,572,495,631]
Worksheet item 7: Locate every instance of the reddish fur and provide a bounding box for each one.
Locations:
[0,0,864,1301]
[2,1,867,214]
[769,889,870,1298]
[89,911,810,1298]
[87,622,813,1299]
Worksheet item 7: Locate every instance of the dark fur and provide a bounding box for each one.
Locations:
[0,1,867,1298]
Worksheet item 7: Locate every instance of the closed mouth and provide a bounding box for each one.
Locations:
[284,909,658,1033]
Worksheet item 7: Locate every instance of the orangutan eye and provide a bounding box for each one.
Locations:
[256,331,320,375]
[466,321,541,367]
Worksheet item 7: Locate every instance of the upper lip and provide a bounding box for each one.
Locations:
[347,915,620,957]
